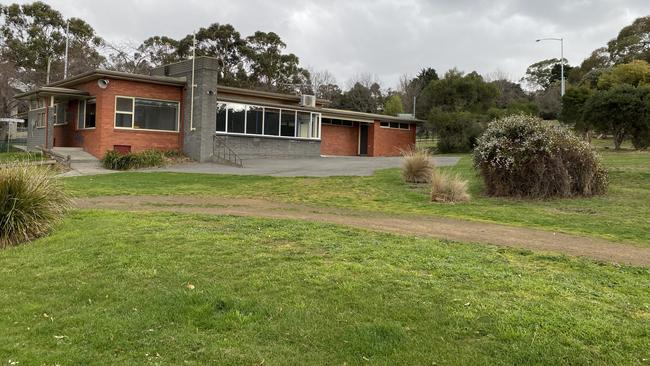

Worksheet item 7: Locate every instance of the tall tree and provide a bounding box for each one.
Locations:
[243,31,309,93]
[0,2,104,83]
[521,58,571,91]
[607,16,650,64]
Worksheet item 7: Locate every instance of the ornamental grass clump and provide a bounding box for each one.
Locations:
[0,163,71,248]
[401,149,435,183]
[102,149,166,170]
[430,171,470,203]
[473,114,608,199]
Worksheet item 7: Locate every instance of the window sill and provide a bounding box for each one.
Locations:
[113,127,179,134]
[78,127,96,130]
[53,123,68,126]
[215,131,321,142]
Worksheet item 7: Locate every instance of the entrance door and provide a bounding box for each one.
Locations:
[359,124,368,155]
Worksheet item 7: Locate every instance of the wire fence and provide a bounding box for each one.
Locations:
[0,137,27,153]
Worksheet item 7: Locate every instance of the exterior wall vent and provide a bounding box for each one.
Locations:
[300,95,316,108]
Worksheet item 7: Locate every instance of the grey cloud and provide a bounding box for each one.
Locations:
[10,0,649,88]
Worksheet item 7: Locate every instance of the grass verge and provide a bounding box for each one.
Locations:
[63,148,650,245]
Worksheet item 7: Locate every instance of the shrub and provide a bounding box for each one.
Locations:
[430,171,470,203]
[429,109,484,153]
[102,149,165,170]
[0,163,71,248]
[473,114,608,198]
[401,149,434,183]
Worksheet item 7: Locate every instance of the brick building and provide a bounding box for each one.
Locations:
[16,57,420,162]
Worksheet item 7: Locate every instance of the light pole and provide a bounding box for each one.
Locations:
[536,37,564,96]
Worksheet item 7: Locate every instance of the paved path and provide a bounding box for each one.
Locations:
[76,195,650,267]
[144,156,461,177]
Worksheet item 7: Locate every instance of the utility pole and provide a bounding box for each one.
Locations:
[413,95,416,117]
[46,57,51,84]
[536,37,565,96]
[64,20,70,79]
[189,32,196,131]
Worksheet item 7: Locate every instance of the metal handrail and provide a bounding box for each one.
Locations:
[213,134,243,167]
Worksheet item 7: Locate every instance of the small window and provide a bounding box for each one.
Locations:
[216,103,227,132]
[389,122,399,129]
[115,97,133,128]
[85,99,96,128]
[36,111,46,128]
[264,108,280,136]
[400,123,410,130]
[380,122,390,128]
[54,103,67,125]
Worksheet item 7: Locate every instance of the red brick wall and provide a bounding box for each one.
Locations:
[320,123,359,156]
[69,79,184,158]
[370,121,416,157]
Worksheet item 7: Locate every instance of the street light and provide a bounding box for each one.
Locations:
[536,37,565,96]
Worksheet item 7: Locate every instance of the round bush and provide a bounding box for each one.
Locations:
[0,163,71,247]
[473,114,608,198]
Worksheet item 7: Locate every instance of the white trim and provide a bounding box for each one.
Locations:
[114,127,179,134]
[215,131,321,141]
[379,121,411,130]
[218,101,321,139]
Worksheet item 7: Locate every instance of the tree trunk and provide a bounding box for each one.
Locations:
[613,130,625,150]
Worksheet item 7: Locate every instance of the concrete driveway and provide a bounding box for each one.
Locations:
[144,156,461,177]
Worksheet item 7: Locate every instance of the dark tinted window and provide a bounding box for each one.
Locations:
[216,103,226,132]
[85,100,96,128]
[280,110,295,137]
[246,106,263,134]
[264,108,279,136]
[227,103,245,133]
[134,99,178,131]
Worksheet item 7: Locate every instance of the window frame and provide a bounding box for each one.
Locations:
[114,95,180,133]
[216,101,321,140]
[52,103,68,126]
[380,121,411,130]
[78,98,97,130]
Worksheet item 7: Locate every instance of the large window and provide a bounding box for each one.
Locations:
[215,102,320,139]
[114,96,178,131]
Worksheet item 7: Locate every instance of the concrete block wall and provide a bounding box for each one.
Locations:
[217,135,321,159]
[152,57,219,162]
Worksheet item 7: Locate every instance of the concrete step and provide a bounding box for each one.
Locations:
[50,147,99,163]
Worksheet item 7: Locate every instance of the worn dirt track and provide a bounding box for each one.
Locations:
[76,195,650,267]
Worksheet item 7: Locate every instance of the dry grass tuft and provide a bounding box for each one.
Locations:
[430,171,470,203]
[0,162,71,248]
[401,149,435,183]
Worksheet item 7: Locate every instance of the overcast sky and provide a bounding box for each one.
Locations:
[11,0,650,89]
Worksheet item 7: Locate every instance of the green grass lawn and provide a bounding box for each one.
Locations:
[1,211,648,365]
[63,147,650,245]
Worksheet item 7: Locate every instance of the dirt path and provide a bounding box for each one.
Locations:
[76,195,650,267]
